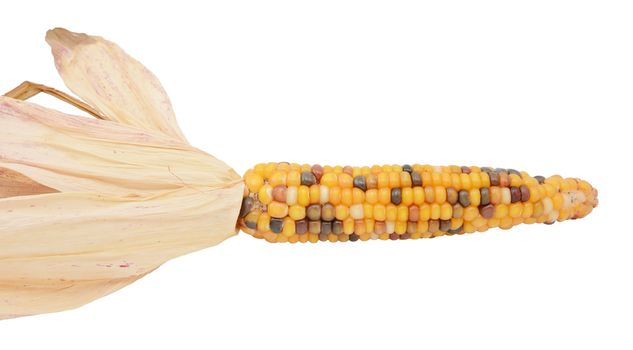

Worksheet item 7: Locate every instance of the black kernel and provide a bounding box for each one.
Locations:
[353,176,367,191]
[300,171,317,186]
[535,175,546,184]
[239,197,253,218]
[508,169,521,176]
[480,188,490,206]
[391,188,402,205]
[349,233,360,242]
[439,220,451,232]
[411,171,423,186]
[270,218,284,233]
[402,164,413,173]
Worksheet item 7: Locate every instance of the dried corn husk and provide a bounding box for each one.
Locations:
[0,29,243,319]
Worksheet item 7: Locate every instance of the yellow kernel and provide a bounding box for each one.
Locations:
[276,163,290,171]
[419,204,431,221]
[282,217,295,237]
[335,204,349,220]
[377,172,389,188]
[365,219,375,233]
[269,171,287,187]
[529,185,541,203]
[344,218,355,234]
[431,172,441,186]
[245,172,264,192]
[553,193,564,210]
[366,189,378,204]
[417,220,429,234]
[509,203,523,218]
[386,204,398,221]
[430,203,441,220]
[341,188,354,206]
[378,188,391,205]
[268,201,289,218]
[401,172,412,188]
[509,174,522,187]
[321,173,338,187]
[338,173,353,189]
[364,204,374,219]
[264,163,277,178]
[469,188,481,207]
[499,217,513,230]
[441,172,452,188]
[329,186,341,205]
[287,170,301,187]
[323,165,334,173]
[309,185,320,204]
[297,185,310,206]
[388,172,401,188]
[451,173,462,190]
[355,220,367,235]
[460,173,472,190]
[424,186,435,203]
[352,188,365,204]
[289,205,306,220]
[435,186,446,204]
[395,221,407,234]
[258,184,273,205]
[472,216,487,228]
[469,172,482,189]
[480,172,490,187]
[494,204,508,219]
[253,163,267,176]
[440,202,452,220]
[257,213,270,232]
[397,205,408,222]
[413,186,425,205]
[402,188,413,206]
[422,172,432,186]
[373,204,386,221]
[487,217,500,228]
[451,217,463,230]
[522,202,534,218]
[463,206,479,221]
[463,221,476,233]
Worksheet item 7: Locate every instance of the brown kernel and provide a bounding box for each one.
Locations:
[480,188,491,206]
[343,166,354,176]
[447,187,458,205]
[520,184,530,202]
[321,221,332,235]
[489,172,500,186]
[366,174,378,189]
[272,185,287,202]
[479,204,495,219]
[499,171,510,187]
[311,165,324,181]
[389,233,399,240]
[510,186,521,203]
[309,220,321,234]
[407,221,417,234]
[534,175,546,184]
[400,233,411,240]
[461,166,471,174]
[307,204,321,221]
[428,220,440,233]
[452,204,464,218]
[375,221,386,234]
[321,203,335,221]
[508,169,521,176]
[296,220,308,234]
[319,233,328,241]
[409,206,420,222]
[439,220,451,232]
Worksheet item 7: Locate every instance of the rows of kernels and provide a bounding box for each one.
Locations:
[239,163,598,243]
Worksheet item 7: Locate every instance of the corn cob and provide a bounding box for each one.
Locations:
[238,163,598,243]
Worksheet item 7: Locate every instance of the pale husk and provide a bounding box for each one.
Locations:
[0,29,243,319]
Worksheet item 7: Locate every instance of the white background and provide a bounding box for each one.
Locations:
[1,1,631,349]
